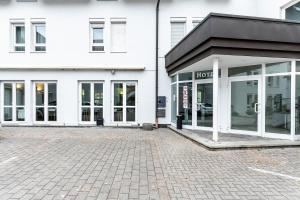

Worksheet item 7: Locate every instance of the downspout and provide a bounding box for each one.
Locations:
[155,0,161,128]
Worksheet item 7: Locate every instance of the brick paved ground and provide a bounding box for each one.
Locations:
[0,127,300,200]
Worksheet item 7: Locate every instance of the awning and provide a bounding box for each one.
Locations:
[165,13,300,75]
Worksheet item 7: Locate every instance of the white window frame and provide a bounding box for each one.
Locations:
[33,81,57,124]
[31,22,46,52]
[79,81,104,124]
[11,23,25,52]
[281,0,300,19]
[1,82,26,123]
[110,18,127,53]
[89,20,105,52]
[170,17,186,48]
[112,81,137,124]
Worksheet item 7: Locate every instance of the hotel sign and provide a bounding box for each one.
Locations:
[195,70,221,80]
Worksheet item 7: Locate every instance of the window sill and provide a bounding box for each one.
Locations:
[31,51,46,53]
[9,51,25,54]
[110,51,127,53]
[89,51,105,53]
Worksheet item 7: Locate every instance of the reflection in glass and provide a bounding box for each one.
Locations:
[126,108,135,122]
[48,108,57,121]
[4,107,12,121]
[36,83,44,106]
[16,83,25,106]
[179,72,192,81]
[114,83,123,106]
[228,65,261,77]
[16,26,25,44]
[82,83,91,106]
[286,2,300,21]
[93,28,103,43]
[36,25,46,44]
[94,83,103,106]
[231,80,258,131]
[266,62,291,74]
[296,76,300,135]
[48,83,57,106]
[197,83,213,127]
[36,107,44,121]
[16,107,25,121]
[114,108,123,122]
[126,84,135,106]
[178,82,192,125]
[265,76,291,134]
[4,83,12,106]
[82,108,90,121]
[94,108,103,121]
[171,84,177,124]
[297,61,300,72]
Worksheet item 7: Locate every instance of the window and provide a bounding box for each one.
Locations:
[34,82,57,122]
[3,82,25,122]
[192,17,202,28]
[113,82,136,123]
[178,72,193,81]
[285,1,300,21]
[296,75,300,135]
[80,82,103,122]
[90,21,104,52]
[111,19,126,52]
[32,23,46,52]
[171,19,186,47]
[266,62,291,74]
[228,65,262,77]
[11,23,25,52]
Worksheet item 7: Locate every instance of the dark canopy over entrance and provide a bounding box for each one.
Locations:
[165,13,300,75]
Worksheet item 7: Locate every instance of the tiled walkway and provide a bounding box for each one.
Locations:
[0,127,300,200]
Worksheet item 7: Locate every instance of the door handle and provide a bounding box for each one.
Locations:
[254,103,259,113]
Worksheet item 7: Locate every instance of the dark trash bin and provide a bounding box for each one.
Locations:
[177,115,183,130]
[96,118,104,126]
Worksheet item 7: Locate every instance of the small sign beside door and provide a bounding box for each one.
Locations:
[183,86,188,109]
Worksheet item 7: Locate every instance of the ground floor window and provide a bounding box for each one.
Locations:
[171,83,177,124]
[196,83,213,127]
[113,82,136,123]
[296,75,300,135]
[80,82,103,122]
[3,82,25,122]
[34,82,57,122]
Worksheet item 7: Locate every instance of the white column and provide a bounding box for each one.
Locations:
[213,58,219,142]
[291,60,296,140]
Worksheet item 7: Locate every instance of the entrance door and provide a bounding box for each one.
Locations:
[229,78,261,135]
[195,82,213,128]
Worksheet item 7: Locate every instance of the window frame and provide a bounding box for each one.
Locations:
[170,17,186,48]
[89,22,105,53]
[281,0,300,19]
[110,18,127,53]
[11,23,25,52]
[32,22,46,52]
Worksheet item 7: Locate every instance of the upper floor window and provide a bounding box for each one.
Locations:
[32,23,46,52]
[285,1,300,21]
[11,23,25,52]
[90,20,105,52]
[171,18,186,48]
[110,18,126,53]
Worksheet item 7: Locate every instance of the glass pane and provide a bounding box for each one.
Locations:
[92,46,104,52]
[36,83,44,106]
[4,107,12,121]
[171,84,177,123]
[265,76,291,134]
[81,83,91,106]
[296,76,300,135]
[15,26,25,44]
[197,83,213,127]
[126,108,135,122]
[297,61,300,72]
[178,82,192,125]
[178,72,192,81]
[114,108,123,122]
[81,108,90,121]
[36,25,46,44]
[266,62,291,74]
[114,83,123,106]
[16,83,25,106]
[228,65,261,77]
[171,75,177,83]
[231,80,258,131]
[16,107,25,121]
[48,83,57,106]
[35,46,46,52]
[94,83,103,106]
[94,108,103,121]
[93,28,103,43]
[286,2,300,21]
[126,84,135,106]
[4,83,12,106]
[15,46,25,52]
[36,107,44,121]
[48,107,57,121]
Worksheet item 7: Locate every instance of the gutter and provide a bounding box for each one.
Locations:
[155,0,161,128]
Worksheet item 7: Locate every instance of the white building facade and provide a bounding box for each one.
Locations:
[0,0,299,140]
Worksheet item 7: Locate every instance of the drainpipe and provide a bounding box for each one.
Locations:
[155,0,161,128]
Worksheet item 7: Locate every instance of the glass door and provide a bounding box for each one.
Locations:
[196,83,213,128]
[230,78,261,135]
